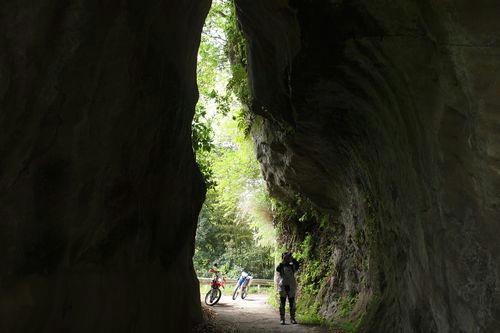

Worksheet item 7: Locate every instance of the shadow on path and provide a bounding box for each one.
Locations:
[202,294,331,333]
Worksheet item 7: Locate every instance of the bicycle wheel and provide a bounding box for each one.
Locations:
[232,285,240,300]
[205,288,222,306]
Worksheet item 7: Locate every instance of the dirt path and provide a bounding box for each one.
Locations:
[203,294,329,333]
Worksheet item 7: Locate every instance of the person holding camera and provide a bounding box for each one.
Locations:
[276,252,300,325]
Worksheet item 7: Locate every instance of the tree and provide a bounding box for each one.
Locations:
[192,0,274,279]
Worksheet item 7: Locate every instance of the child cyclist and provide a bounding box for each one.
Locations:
[276,252,300,325]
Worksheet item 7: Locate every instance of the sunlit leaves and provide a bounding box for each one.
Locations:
[192,0,273,279]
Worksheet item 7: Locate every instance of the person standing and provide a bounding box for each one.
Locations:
[276,252,300,325]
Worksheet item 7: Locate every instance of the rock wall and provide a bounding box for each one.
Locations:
[0,0,211,332]
[237,0,500,332]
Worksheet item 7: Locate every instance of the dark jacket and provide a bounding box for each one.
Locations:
[276,258,300,276]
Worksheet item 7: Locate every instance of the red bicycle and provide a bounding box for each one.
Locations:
[205,268,226,306]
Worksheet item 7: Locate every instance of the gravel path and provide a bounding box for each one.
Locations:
[203,293,330,333]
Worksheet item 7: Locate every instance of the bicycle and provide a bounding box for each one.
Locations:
[232,271,253,300]
[240,274,252,299]
[205,268,226,306]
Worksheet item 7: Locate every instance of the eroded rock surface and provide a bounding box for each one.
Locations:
[0,1,210,332]
[237,0,500,332]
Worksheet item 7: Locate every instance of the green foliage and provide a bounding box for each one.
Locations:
[271,194,330,243]
[193,1,273,280]
[296,295,324,325]
[338,318,363,333]
[267,290,280,309]
[337,295,357,318]
[222,0,252,134]
[293,234,313,262]
[194,179,275,279]
[293,293,362,332]
[192,104,216,189]
[193,0,252,186]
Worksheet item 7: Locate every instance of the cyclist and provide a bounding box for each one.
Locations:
[210,262,222,279]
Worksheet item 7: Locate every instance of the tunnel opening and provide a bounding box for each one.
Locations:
[192,0,276,300]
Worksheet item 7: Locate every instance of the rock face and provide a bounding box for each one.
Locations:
[237,0,500,332]
[0,1,210,332]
